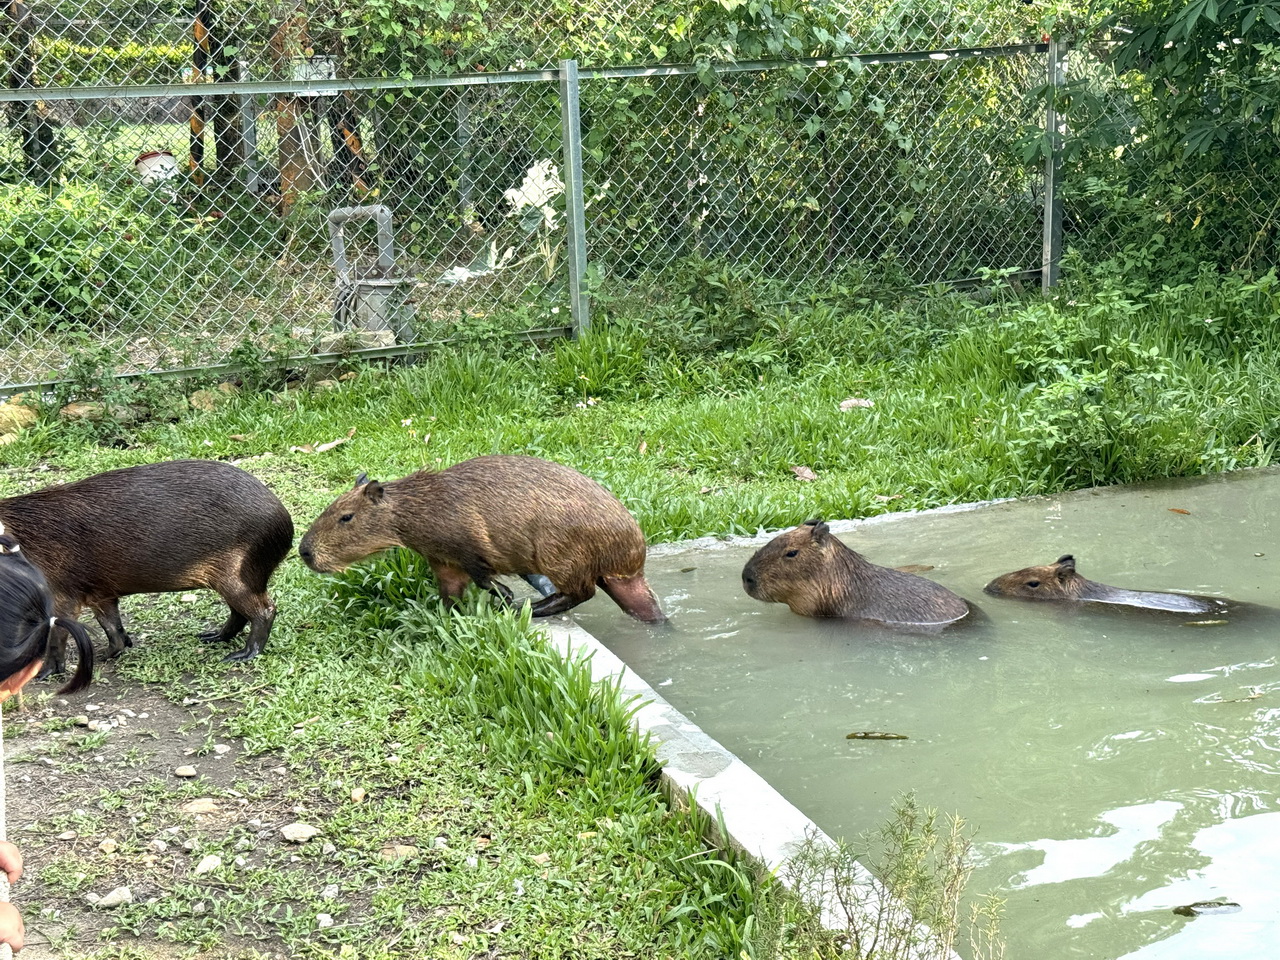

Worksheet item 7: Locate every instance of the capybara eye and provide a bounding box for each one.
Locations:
[784,549,799,558]
[1027,580,1041,588]
[339,513,354,524]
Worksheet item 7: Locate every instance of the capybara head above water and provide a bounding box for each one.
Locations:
[0,522,94,696]
[298,455,667,624]
[741,520,969,627]
[0,459,294,676]
[983,555,1087,600]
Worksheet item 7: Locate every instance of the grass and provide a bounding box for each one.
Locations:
[4,263,1280,957]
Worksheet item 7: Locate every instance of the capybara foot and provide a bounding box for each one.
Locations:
[36,659,65,681]
[222,645,260,663]
[198,626,228,643]
[600,574,667,624]
[529,592,585,617]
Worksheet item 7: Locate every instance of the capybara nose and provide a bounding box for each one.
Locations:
[298,543,313,565]
[742,573,756,593]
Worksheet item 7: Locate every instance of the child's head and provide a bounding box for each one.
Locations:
[0,525,93,700]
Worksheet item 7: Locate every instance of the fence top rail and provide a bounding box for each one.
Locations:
[0,42,1051,103]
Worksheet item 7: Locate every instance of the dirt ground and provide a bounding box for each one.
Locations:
[4,661,329,960]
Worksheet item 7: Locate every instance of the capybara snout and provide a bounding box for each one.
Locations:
[300,455,667,624]
[743,519,968,627]
[0,459,294,675]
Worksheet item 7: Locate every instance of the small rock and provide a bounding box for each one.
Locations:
[193,854,222,875]
[149,839,168,853]
[182,839,197,852]
[165,826,181,835]
[174,765,197,778]
[213,744,231,755]
[57,830,77,841]
[280,823,321,844]
[234,855,248,868]
[272,766,286,776]
[314,379,340,391]
[349,787,366,803]
[379,844,418,861]
[320,883,339,900]
[118,708,136,718]
[316,913,335,929]
[0,396,38,434]
[235,837,255,851]
[84,704,101,712]
[182,798,219,815]
[321,841,337,855]
[95,886,133,909]
[433,836,448,849]
[98,839,118,855]
[179,594,199,603]
[72,716,90,727]
[192,900,208,915]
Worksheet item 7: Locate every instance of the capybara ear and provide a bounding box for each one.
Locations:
[806,519,831,543]
[1055,555,1076,576]
[362,480,385,503]
[354,472,369,488]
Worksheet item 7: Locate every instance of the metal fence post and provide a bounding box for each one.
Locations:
[1041,38,1066,293]
[559,59,589,335]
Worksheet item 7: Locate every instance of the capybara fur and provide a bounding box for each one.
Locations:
[741,520,969,627]
[0,522,94,694]
[298,455,666,623]
[983,555,1225,615]
[0,460,294,675]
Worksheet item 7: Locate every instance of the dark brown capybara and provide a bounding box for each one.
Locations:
[0,521,94,695]
[741,519,970,627]
[298,454,667,623]
[0,460,294,675]
[983,555,1226,615]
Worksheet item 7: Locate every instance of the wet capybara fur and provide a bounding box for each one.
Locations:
[742,520,970,627]
[0,523,94,694]
[298,455,666,623]
[983,555,1226,615]
[0,460,294,675]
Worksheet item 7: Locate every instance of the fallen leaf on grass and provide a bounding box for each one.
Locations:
[531,852,551,865]
[873,494,903,503]
[227,433,255,442]
[791,465,817,481]
[638,439,648,455]
[290,428,356,454]
[1169,508,1191,515]
[840,397,875,410]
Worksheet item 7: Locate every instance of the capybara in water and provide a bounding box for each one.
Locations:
[741,520,970,627]
[0,521,94,695]
[983,554,1226,615]
[298,454,667,623]
[0,460,294,675]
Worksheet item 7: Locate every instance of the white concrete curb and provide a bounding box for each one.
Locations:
[539,618,961,958]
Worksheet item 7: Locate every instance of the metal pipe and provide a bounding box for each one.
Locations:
[327,204,396,285]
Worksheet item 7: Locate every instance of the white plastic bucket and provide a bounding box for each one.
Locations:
[133,150,178,185]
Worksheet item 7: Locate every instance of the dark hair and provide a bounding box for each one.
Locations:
[0,533,93,694]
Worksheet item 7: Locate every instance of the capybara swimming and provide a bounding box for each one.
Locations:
[0,460,294,674]
[983,554,1225,615]
[298,454,666,623]
[741,520,970,627]
[0,521,94,694]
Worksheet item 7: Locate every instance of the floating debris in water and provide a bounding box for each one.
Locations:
[894,564,935,574]
[846,731,909,740]
[1201,687,1263,704]
[1182,619,1229,627]
[1172,900,1241,917]
[680,567,697,573]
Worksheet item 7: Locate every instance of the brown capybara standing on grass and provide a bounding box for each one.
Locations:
[742,520,970,627]
[0,521,94,694]
[298,455,667,623]
[984,555,1226,615]
[0,460,294,675]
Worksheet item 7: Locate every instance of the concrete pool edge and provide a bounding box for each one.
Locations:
[540,618,959,957]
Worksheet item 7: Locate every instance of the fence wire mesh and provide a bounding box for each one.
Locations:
[0,0,1063,390]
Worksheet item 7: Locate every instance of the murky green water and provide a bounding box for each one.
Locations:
[571,468,1280,960]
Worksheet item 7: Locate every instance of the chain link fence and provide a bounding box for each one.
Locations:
[0,2,1062,390]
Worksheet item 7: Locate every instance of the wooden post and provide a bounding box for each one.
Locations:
[4,0,59,185]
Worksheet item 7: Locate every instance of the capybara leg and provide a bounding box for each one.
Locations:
[90,599,133,658]
[521,573,557,598]
[431,563,472,607]
[223,599,276,663]
[200,611,249,644]
[599,575,668,624]
[528,591,591,617]
[482,579,515,605]
[38,601,82,679]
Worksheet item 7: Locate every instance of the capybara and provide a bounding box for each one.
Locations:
[741,520,970,627]
[0,521,94,695]
[0,460,294,674]
[983,554,1226,615]
[298,455,667,623]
